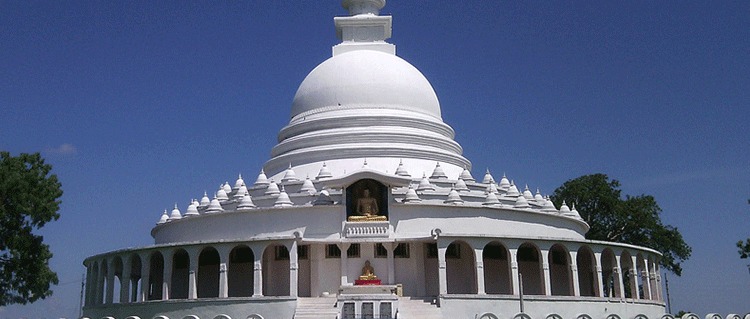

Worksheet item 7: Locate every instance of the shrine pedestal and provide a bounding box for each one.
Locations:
[355,279,382,286]
[338,285,398,319]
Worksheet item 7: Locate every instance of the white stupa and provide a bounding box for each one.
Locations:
[82,2,669,319]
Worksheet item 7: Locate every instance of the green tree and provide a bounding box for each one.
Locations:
[551,173,691,276]
[737,238,750,259]
[0,152,62,305]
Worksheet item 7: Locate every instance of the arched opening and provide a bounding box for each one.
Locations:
[346,179,388,220]
[112,256,124,303]
[517,243,543,295]
[148,252,164,300]
[549,244,572,296]
[621,251,635,298]
[601,249,619,298]
[262,244,290,296]
[483,241,511,294]
[228,245,254,297]
[446,240,476,294]
[576,246,598,297]
[129,254,142,302]
[198,247,220,298]
[171,249,190,299]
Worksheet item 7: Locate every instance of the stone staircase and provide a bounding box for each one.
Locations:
[396,297,442,319]
[294,297,339,319]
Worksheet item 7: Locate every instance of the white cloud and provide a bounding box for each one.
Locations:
[46,143,77,155]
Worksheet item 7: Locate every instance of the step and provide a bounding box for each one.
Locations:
[397,297,442,319]
[294,297,339,319]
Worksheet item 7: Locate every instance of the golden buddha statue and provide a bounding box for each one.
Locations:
[348,189,387,222]
[359,260,377,280]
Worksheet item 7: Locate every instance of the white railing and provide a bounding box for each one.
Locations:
[344,221,390,238]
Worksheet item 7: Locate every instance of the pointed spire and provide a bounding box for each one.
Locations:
[534,188,545,202]
[568,203,582,219]
[482,169,495,184]
[158,209,169,224]
[265,180,280,195]
[403,184,421,203]
[514,195,530,209]
[444,186,463,204]
[282,163,299,183]
[506,181,520,197]
[254,169,269,186]
[455,178,469,191]
[499,174,510,191]
[395,159,410,177]
[523,185,534,200]
[234,183,249,200]
[169,203,182,220]
[417,173,434,191]
[485,182,498,194]
[274,186,293,207]
[300,176,316,194]
[316,162,333,179]
[483,191,501,206]
[459,167,475,182]
[199,191,211,207]
[206,195,224,213]
[543,196,557,212]
[238,194,256,210]
[217,184,229,202]
[185,200,199,217]
[430,162,447,179]
[559,200,571,213]
[233,174,244,191]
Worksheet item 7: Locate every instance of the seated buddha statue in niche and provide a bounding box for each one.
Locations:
[348,188,387,222]
[359,260,377,280]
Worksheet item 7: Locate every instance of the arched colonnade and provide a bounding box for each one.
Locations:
[84,241,297,306]
[437,239,663,301]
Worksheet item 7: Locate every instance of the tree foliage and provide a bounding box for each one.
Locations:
[551,173,691,276]
[737,238,750,259]
[0,152,62,305]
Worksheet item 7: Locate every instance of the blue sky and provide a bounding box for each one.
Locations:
[1,1,748,317]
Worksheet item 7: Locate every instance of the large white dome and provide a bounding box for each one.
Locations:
[290,50,442,120]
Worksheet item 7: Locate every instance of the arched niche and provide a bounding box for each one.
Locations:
[346,179,388,220]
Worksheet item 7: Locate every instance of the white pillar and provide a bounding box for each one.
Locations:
[541,250,552,296]
[139,254,150,302]
[105,259,115,304]
[570,251,580,297]
[437,242,448,295]
[641,258,652,300]
[594,252,604,297]
[289,241,299,297]
[385,243,396,285]
[120,259,131,303]
[162,252,173,300]
[614,255,624,298]
[188,249,199,299]
[253,247,264,297]
[629,255,640,299]
[475,246,485,295]
[338,243,351,286]
[509,248,520,295]
[218,247,229,298]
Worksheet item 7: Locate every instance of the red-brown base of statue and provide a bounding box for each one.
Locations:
[354,279,382,285]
